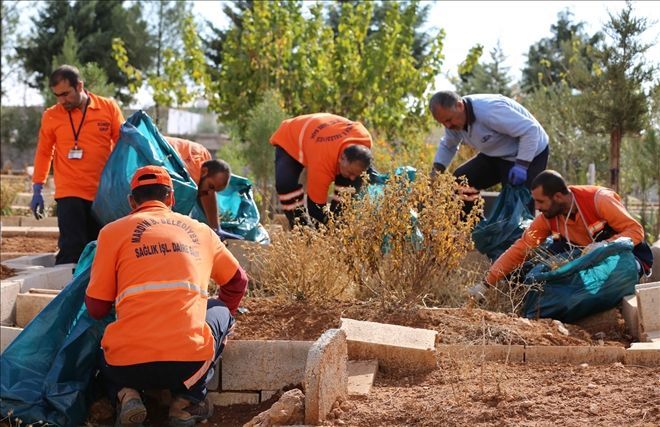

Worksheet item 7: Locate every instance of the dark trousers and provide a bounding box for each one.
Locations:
[100,299,234,404]
[55,197,102,264]
[454,146,549,213]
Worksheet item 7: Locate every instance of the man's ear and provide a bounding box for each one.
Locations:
[200,166,208,179]
[128,194,137,210]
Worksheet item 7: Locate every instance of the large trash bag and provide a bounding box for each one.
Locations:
[522,239,638,322]
[191,174,270,243]
[472,185,534,261]
[92,110,198,225]
[0,242,113,427]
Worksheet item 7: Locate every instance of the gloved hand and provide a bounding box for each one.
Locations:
[467,282,489,302]
[582,241,607,255]
[508,164,528,186]
[30,183,45,220]
[215,227,245,242]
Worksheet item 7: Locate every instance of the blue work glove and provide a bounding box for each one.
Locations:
[215,227,245,242]
[30,183,45,220]
[508,164,528,186]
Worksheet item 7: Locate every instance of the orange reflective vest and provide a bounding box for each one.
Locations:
[165,136,212,185]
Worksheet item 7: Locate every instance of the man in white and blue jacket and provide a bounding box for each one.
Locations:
[429,91,549,212]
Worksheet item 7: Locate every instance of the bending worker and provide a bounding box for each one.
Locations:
[31,64,124,264]
[85,165,248,427]
[165,136,231,235]
[469,170,653,300]
[270,113,373,228]
[429,91,549,212]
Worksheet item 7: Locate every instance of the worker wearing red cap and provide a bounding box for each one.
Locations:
[85,165,248,427]
[270,113,373,228]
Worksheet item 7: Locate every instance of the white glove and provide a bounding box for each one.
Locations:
[467,282,489,302]
[582,241,607,255]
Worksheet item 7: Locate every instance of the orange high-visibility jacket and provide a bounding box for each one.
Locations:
[486,185,644,285]
[86,200,239,366]
[32,92,124,200]
[165,136,212,185]
[270,113,372,204]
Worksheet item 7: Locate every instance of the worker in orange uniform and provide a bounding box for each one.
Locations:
[85,165,248,427]
[165,136,231,235]
[270,113,373,228]
[30,65,124,264]
[468,170,654,301]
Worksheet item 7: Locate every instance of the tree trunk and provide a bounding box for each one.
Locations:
[609,127,622,192]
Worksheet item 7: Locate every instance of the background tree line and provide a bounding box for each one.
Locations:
[2,0,658,240]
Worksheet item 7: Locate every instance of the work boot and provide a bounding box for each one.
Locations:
[168,396,214,427]
[115,388,147,427]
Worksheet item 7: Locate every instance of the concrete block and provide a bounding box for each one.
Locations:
[0,325,23,353]
[0,280,20,325]
[621,294,640,340]
[0,216,21,226]
[636,282,660,337]
[304,329,348,425]
[3,253,56,269]
[339,318,437,370]
[222,340,313,391]
[260,390,278,402]
[43,265,74,290]
[437,344,525,363]
[20,217,58,227]
[624,342,660,367]
[646,331,660,343]
[347,360,378,396]
[525,346,625,365]
[0,226,59,238]
[15,291,58,328]
[207,391,260,406]
[648,240,660,282]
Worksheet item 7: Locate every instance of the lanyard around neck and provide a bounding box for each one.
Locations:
[68,95,91,147]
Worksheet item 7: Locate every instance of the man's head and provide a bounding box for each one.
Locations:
[429,91,467,131]
[129,165,174,209]
[199,159,231,194]
[531,170,571,218]
[49,65,86,111]
[339,144,372,181]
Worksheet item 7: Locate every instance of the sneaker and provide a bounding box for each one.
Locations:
[116,388,147,427]
[168,396,214,427]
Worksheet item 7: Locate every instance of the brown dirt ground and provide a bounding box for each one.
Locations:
[0,264,16,280]
[1,236,59,253]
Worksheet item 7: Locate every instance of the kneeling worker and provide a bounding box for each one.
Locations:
[469,170,653,300]
[270,113,373,228]
[85,165,248,427]
[166,136,231,236]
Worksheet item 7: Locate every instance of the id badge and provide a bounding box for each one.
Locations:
[68,147,84,160]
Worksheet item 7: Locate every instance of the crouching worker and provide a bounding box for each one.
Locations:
[270,113,373,228]
[469,170,653,302]
[85,165,248,427]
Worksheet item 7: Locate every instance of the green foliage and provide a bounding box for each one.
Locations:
[42,27,115,105]
[0,105,43,152]
[17,0,154,103]
[0,181,20,215]
[454,42,513,96]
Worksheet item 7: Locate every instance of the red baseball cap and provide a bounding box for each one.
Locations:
[130,165,173,191]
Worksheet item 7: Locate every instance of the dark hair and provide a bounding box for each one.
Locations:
[342,144,372,168]
[131,184,171,204]
[429,91,461,112]
[49,65,82,88]
[531,170,569,196]
[202,159,231,176]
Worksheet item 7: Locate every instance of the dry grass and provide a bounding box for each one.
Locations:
[0,181,20,216]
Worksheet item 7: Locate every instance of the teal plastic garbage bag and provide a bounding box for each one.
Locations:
[472,185,534,261]
[92,110,198,225]
[0,242,114,427]
[191,174,270,243]
[522,239,638,322]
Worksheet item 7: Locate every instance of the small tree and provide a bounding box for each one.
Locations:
[454,41,513,96]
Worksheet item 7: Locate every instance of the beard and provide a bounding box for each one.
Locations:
[541,202,563,218]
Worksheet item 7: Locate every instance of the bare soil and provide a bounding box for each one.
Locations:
[1,236,58,253]
[0,264,16,280]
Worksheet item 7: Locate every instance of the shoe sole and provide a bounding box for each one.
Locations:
[168,404,213,427]
[119,400,147,426]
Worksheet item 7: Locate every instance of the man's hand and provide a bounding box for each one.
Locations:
[30,183,45,220]
[467,282,489,302]
[508,164,528,186]
[430,162,446,179]
[215,227,245,242]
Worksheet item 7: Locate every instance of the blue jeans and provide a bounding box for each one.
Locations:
[100,299,234,403]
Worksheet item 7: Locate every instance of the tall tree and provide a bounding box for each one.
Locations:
[17,0,154,103]
[578,1,655,192]
[454,41,513,96]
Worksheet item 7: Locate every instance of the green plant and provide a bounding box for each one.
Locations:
[0,181,20,216]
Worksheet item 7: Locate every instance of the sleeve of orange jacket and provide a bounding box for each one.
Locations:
[595,189,644,245]
[86,226,119,302]
[32,112,57,185]
[110,99,124,143]
[485,216,552,285]
[209,230,240,285]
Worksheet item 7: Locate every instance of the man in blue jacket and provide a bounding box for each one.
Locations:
[429,91,549,212]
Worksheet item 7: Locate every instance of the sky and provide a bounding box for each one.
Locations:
[4,0,660,107]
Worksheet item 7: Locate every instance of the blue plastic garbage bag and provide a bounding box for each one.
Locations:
[522,239,638,322]
[92,110,198,225]
[0,242,113,427]
[472,185,534,261]
[191,174,270,243]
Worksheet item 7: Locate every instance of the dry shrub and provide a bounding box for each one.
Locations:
[0,181,20,216]
[249,171,482,307]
